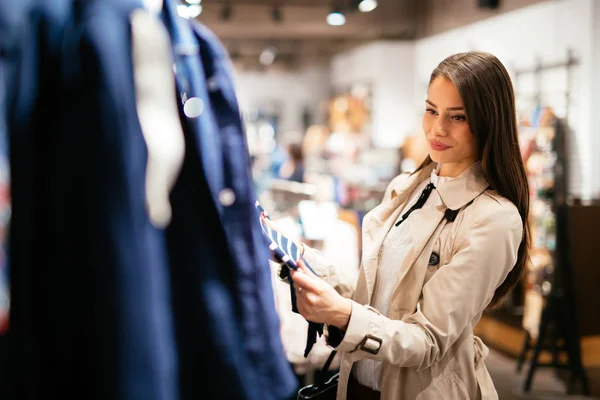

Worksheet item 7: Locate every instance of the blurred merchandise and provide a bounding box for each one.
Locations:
[328,93,370,134]
[516,104,589,394]
[520,107,559,336]
[400,134,429,173]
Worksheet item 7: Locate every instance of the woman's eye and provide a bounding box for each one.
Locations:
[425,108,437,115]
[451,115,466,121]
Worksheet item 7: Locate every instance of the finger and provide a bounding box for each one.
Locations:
[296,258,317,277]
[290,268,320,293]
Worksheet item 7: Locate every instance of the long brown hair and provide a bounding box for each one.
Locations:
[417,51,530,308]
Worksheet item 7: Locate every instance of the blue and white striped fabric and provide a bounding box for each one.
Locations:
[256,201,310,271]
[255,200,323,357]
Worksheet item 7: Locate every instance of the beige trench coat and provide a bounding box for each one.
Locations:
[302,162,523,400]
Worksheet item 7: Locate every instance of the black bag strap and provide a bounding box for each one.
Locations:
[321,350,337,376]
[312,350,338,386]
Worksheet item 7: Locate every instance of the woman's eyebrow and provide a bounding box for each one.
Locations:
[425,99,464,111]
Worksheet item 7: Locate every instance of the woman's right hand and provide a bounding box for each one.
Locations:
[262,213,358,300]
[290,259,352,330]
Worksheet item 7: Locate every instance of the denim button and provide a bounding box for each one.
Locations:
[183,97,204,118]
[218,188,236,207]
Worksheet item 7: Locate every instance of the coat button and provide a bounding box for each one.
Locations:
[428,252,440,266]
[218,188,236,207]
[183,97,204,118]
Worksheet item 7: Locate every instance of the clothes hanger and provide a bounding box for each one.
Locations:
[131,2,186,229]
[142,0,163,16]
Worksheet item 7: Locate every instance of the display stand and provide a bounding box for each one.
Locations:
[516,117,590,396]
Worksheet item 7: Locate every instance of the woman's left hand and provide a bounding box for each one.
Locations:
[290,259,352,331]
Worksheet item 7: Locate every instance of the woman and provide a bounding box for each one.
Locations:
[279,142,306,183]
[268,51,530,399]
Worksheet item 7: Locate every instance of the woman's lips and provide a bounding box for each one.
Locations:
[430,140,451,151]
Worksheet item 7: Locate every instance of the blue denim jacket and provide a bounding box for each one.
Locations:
[194,21,298,400]
[1,0,295,399]
[1,1,179,399]
[162,2,296,399]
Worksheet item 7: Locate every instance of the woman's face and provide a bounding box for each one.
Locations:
[422,76,478,177]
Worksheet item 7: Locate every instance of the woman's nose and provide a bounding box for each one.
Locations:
[433,117,448,137]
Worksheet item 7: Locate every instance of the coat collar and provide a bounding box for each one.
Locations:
[390,161,488,211]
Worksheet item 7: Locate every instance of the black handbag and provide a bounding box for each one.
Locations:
[297,351,339,400]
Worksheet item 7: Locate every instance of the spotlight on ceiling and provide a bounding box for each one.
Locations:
[358,0,377,12]
[326,8,346,26]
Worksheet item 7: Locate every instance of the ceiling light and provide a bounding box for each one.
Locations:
[358,0,377,12]
[187,4,202,17]
[185,0,201,4]
[326,9,346,26]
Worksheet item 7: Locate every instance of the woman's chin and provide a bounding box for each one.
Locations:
[428,153,444,164]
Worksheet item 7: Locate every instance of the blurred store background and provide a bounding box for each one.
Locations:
[176,0,600,398]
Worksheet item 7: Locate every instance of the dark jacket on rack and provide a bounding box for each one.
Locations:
[0,0,295,399]
[162,1,296,399]
[2,0,180,399]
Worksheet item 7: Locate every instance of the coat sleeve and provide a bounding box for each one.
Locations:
[327,204,523,370]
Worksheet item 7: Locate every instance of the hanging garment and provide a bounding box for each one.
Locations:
[194,21,297,399]
[2,0,179,398]
[0,32,12,397]
[161,2,296,399]
[0,0,294,399]
[1,1,78,398]
[0,47,10,337]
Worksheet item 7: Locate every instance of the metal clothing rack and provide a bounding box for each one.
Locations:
[513,50,590,396]
[512,49,578,122]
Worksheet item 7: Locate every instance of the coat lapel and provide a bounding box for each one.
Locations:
[387,162,489,319]
[357,161,490,318]
[396,207,445,287]
[388,207,447,319]
[360,197,404,304]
